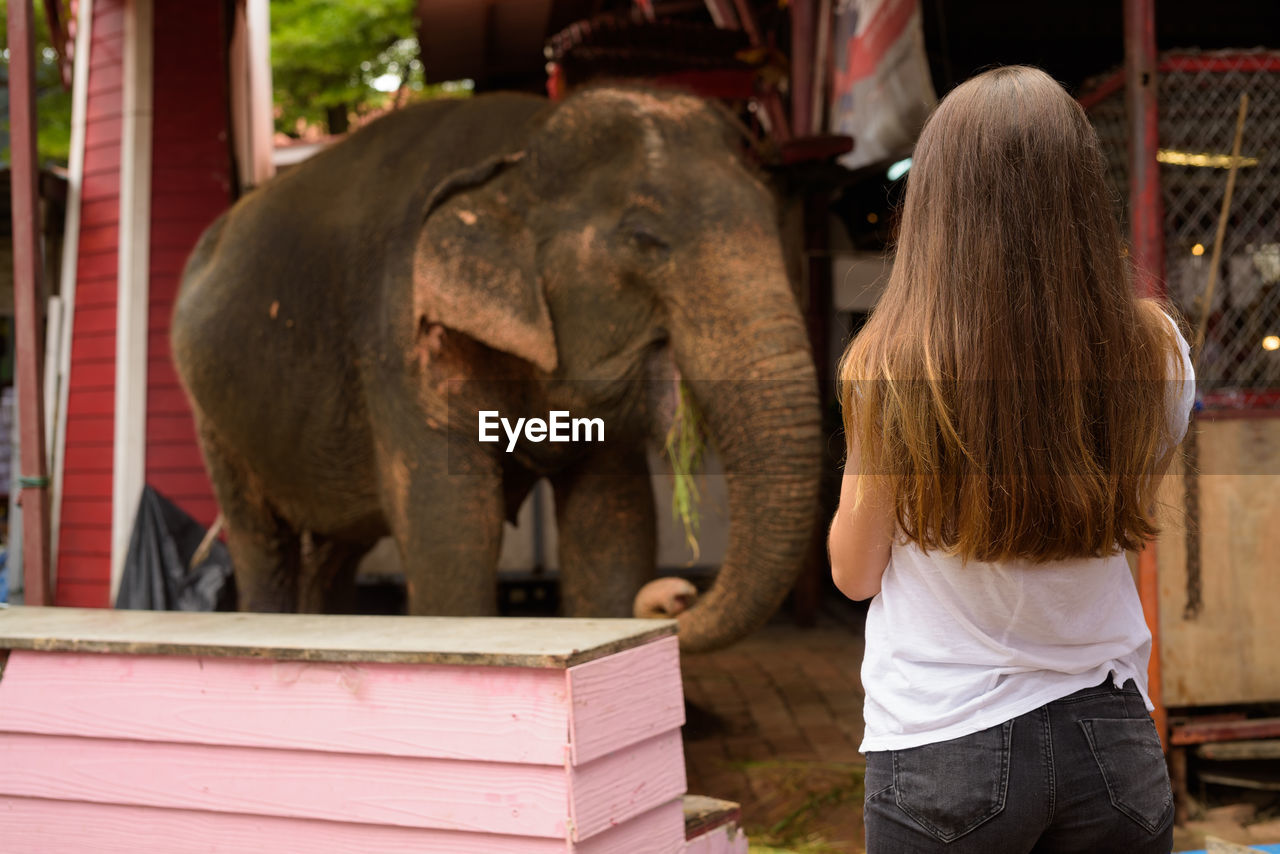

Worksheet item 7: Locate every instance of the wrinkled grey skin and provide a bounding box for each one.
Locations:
[171,86,821,652]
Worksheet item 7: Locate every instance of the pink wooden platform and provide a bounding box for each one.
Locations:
[0,607,748,853]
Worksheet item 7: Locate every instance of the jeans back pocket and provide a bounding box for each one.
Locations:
[1078,717,1173,834]
[891,720,1013,842]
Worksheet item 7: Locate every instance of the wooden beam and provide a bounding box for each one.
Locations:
[728,0,761,45]
[41,0,72,89]
[1171,717,1280,746]
[110,0,154,600]
[0,606,677,668]
[49,0,95,591]
[703,0,740,29]
[1196,740,1280,761]
[790,0,815,137]
[5,0,53,606]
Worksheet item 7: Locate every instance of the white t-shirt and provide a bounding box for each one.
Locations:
[860,314,1196,752]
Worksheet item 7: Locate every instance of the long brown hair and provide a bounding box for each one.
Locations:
[837,65,1186,563]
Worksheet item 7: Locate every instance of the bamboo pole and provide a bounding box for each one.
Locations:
[1192,93,1250,361]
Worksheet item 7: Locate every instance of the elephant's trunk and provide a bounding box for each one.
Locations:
[664,264,823,653]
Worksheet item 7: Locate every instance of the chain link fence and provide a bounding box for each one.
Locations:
[1083,51,1280,403]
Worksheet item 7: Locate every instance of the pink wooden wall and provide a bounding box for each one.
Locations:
[0,612,747,852]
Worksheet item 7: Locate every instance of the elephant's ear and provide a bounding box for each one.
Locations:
[413,152,558,373]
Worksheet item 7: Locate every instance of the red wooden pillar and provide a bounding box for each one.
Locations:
[795,191,832,629]
[6,0,53,605]
[1124,0,1166,742]
[790,0,815,137]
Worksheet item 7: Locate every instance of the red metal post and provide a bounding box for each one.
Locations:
[1125,0,1165,301]
[1124,0,1165,743]
[6,0,54,605]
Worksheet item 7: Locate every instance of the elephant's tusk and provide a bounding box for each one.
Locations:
[189,513,225,570]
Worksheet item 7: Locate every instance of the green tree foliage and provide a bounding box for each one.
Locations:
[0,0,73,166]
[271,0,427,135]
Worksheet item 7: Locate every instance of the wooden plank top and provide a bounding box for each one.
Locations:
[683,795,742,839]
[1196,739,1280,761]
[0,607,677,668]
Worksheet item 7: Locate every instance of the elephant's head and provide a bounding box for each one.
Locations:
[414,87,822,652]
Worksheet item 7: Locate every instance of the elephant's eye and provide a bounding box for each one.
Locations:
[629,227,669,255]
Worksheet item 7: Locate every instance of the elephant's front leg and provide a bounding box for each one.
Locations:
[551,450,656,618]
[378,435,505,616]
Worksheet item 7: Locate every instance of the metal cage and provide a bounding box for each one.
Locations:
[1083,51,1280,406]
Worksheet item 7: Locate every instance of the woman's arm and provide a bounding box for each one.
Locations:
[827,440,896,601]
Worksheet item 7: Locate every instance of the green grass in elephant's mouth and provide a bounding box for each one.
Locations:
[665,380,708,561]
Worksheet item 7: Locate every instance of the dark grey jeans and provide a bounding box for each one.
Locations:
[863,678,1174,853]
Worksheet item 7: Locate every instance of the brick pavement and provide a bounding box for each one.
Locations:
[682,605,869,851]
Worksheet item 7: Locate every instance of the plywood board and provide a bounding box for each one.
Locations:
[0,731,567,835]
[0,727,691,839]
[569,729,686,840]
[1155,418,1280,706]
[0,607,676,667]
[568,635,685,765]
[0,729,684,838]
[0,640,687,767]
[0,650,570,764]
[0,795,689,853]
[575,798,687,854]
[683,795,743,838]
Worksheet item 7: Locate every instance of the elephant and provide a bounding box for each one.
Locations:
[171,85,822,652]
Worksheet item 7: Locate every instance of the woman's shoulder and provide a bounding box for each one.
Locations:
[1137,299,1193,375]
[1141,302,1197,435]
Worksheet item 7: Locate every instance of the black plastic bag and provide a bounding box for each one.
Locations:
[115,485,235,611]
